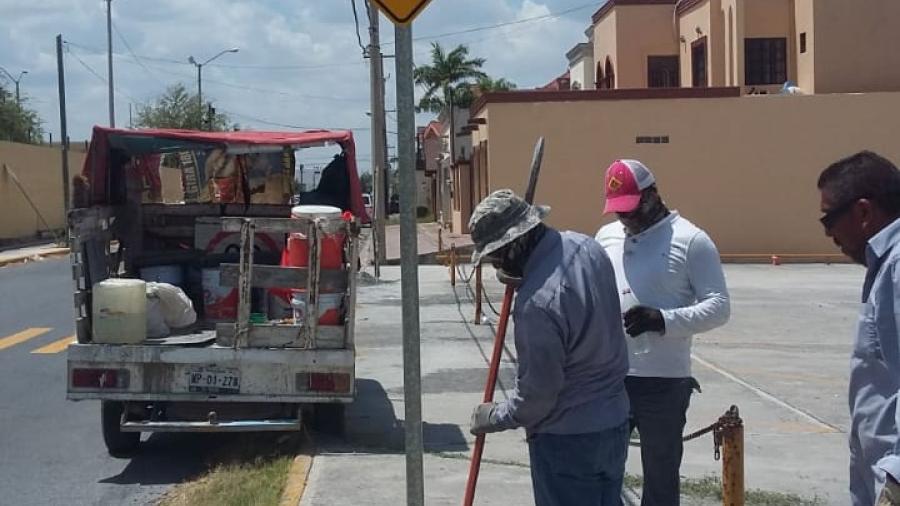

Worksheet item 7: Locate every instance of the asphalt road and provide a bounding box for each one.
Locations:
[0,258,222,506]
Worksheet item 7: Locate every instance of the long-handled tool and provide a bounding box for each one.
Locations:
[463,137,545,506]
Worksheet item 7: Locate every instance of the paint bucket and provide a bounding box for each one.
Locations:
[140,265,184,286]
[285,205,345,270]
[202,268,237,321]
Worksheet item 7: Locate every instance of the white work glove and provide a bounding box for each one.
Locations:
[470,402,502,435]
[878,474,900,505]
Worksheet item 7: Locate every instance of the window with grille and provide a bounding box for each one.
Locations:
[744,38,787,85]
[648,56,680,88]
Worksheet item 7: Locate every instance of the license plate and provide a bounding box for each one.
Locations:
[188,368,241,394]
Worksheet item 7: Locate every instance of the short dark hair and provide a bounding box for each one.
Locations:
[818,151,900,216]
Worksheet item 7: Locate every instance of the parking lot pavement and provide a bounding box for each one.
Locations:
[302,263,862,505]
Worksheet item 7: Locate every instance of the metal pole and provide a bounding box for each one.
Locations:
[56,35,71,230]
[197,64,203,130]
[15,81,20,106]
[368,2,387,275]
[105,0,115,127]
[395,22,424,506]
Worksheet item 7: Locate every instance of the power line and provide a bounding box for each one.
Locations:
[64,43,143,104]
[350,0,367,56]
[66,39,368,103]
[111,22,168,88]
[382,1,599,46]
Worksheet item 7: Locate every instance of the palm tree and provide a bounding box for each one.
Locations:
[455,76,517,108]
[414,43,486,164]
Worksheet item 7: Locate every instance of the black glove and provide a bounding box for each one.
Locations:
[623,306,665,337]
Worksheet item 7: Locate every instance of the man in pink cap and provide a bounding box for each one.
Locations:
[595,159,731,506]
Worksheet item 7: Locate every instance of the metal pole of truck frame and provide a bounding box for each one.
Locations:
[395,23,425,506]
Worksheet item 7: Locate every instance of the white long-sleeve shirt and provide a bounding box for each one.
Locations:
[596,212,730,377]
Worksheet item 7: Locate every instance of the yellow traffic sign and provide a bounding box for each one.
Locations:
[370,0,434,25]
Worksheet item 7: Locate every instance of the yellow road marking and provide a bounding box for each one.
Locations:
[0,327,52,351]
[31,335,75,354]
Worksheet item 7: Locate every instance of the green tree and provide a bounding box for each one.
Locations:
[414,43,486,163]
[135,83,234,131]
[0,84,44,143]
[359,171,373,194]
[455,75,517,107]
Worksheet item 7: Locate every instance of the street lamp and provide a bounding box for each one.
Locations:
[0,67,28,106]
[187,47,239,129]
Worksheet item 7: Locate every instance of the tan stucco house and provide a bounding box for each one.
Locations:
[586,0,900,94]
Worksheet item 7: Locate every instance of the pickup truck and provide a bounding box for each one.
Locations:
[67,127,367,455]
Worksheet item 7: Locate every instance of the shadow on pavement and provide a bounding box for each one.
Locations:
[317,378,468,454]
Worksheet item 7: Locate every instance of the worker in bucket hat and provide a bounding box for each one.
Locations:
[596,159,730,506]
[469,189,630,506]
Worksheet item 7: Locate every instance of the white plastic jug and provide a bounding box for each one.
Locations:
[93,278,147,344]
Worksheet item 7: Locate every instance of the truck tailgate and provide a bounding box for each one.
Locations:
[67,343,355,403]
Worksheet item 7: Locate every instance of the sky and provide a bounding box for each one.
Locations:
[0,0,600,170]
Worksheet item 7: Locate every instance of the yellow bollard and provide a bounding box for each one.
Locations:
[719,406,745,506]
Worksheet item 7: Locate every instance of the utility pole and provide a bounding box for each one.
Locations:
[105,0,115,127]
[368,2,388,273]
[395,22,424,506]
[56,35,71,229]
[189,48,239,130]
[1,67,28,107]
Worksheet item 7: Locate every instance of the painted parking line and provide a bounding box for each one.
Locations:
[0,328,52,351]
[31,335,75,354]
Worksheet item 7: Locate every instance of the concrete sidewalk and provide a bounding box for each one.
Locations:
[0,243,69,267]
[383,222,473,264]
[300,264,859,505]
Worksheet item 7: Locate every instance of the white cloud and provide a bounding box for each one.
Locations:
[0,0,601,165]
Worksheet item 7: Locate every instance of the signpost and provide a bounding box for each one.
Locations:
[376,1,432,504]
[369,0,434,25]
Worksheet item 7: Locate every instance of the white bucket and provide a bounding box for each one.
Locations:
[291,205,342,220]
[291,292,343,326]
[140,265,183,286]
[93,278,147,344]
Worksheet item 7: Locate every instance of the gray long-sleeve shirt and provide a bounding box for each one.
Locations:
[493,229,630,435]
[850,217,900,506]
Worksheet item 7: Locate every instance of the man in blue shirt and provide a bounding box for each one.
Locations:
[817,151,900,506]
[467,189,630,506]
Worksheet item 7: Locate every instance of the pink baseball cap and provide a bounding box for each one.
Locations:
[603,159,656,214]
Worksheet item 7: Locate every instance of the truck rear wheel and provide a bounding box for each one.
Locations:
[311,403,346,436]
[101,401,140,457]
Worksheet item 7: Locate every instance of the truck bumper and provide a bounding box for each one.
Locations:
[67,343,355,403]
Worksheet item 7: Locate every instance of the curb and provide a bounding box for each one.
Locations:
[279,432,315,506]
[0,248,70,267]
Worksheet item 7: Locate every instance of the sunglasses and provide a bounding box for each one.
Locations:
[819,198,861,229]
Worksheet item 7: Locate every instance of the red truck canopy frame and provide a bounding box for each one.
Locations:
[81,126,368,221]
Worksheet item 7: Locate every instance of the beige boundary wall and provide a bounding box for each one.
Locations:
[471,90,900,258]
[0,141,85,240]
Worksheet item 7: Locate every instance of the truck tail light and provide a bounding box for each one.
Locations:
[71,368,129,389]
[298,373,351,393]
